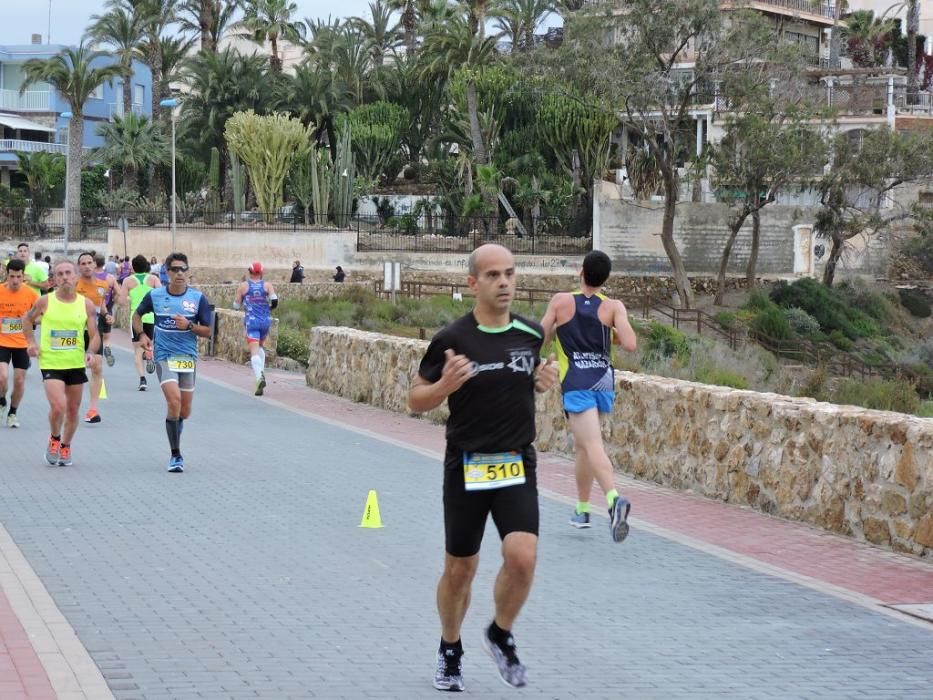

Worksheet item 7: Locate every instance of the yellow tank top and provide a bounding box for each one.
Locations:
[40,293,87,370]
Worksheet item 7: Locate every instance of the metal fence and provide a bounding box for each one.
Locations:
[0,209,592,256]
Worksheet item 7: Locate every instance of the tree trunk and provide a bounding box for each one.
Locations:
[149,47,163,124]
[123,165,137,194]
[270,37,282,73]
[67,115,83,232]
[122,63,132,117]
[403,6,416,55]
[822,233,844,287]
[466,79,487,165]
[661,175,693,308]
[907,0,919,103]
[745,209,761,289]
[715,214,748,305]
[829,3,842,66]
[200,1,216,53]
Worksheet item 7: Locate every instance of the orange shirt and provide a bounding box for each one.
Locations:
[76,275,110,312]
[0,284,39,349]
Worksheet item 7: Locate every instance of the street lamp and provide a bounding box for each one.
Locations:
[60,110,72,254]
[159,98,179,251]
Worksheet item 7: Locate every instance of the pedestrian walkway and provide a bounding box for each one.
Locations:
[0,329,931,700]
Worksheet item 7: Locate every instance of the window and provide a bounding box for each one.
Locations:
[133,84,144,107]
[89,83,104,100]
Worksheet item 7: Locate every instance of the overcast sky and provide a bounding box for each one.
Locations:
[1,1,392,47]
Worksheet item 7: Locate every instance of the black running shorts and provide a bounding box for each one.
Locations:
[40,367,88,385]
[442,444,539,558]
[0,347,30,371]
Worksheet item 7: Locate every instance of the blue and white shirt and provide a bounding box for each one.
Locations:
[136,286,213,362]
[243,280,271,328]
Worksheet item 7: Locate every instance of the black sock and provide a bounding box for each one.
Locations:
[51,434,61,441]
[0,397,5,408]
[439,638,463,655]
[165,418,181,455]
[488,621,511,645]
[60,443,69,448]
[7,406,16,415]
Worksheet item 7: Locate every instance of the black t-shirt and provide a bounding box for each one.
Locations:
[418,311,544,454]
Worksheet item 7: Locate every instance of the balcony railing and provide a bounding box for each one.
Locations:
[750,0,836,19]
[108,102,145,120]
[0,88,51,111]
[0,139,68,155]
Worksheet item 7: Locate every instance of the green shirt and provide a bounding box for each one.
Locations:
[24,261,48,291]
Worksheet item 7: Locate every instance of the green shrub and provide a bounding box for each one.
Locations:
[743,289,772,311]
[276,326,309,365]
[783,307,820,335]
[694,366,749,390]
[918,401,933,418]
[836,281,892,321]
[898,288,932,318]
[713,311,738,330]
[829,377,920,414]
[643,322,691,362]
[828,329,854,351]
[769,278,880,339]
[750,305,793,340]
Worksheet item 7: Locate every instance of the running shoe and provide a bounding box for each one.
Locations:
[103,346,115,367]
[433,649,465,692]
[84,409,101,424]
[138,377,148,392]
[482,625,527,688]
[167,455,184,473]
[57,445,73,467]
[609,495,632,543]
[144,350,155,375]
[569,510,591,529]
[255,372,266,397]
[45,436,61,466]
[6,413,20,428]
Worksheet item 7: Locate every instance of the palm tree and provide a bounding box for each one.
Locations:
[906,0,920,102]
[491,0,554,51]
[387,0,418,55]
[350,1,400,68]
[177,0,237,53]
[87,7,144,116]
[235,0,306,73]
[181,48,272,167]
[280,62,353,160]
[106,0,178,122]
[96,113,170,193]
[842,10,894,68]
[14,151,66,230]
[160,34,196,85]
[421,16,498,165]
[21,44,123,221]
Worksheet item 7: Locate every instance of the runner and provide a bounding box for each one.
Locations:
[233,261,277,396]
[0,258,39,427]
[133,252,213,473]
[93,253,119,366]
[540,250,638,542]
[22,260,101,467]
[75,252,112,423]
[121,254,161,391]
[17,243,49,295]
[408,244,558,692]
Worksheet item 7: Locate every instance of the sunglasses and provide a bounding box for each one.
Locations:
[168,266,189,273]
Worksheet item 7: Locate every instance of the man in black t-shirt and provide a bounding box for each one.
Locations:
[409,244,558,692]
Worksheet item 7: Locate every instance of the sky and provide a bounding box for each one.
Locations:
[1,1,383,47]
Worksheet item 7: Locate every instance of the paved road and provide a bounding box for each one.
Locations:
[1,334,932,699]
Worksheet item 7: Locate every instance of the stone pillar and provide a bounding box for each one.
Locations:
[792,223,815,277]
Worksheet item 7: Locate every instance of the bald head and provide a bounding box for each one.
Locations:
[468,244,514,278]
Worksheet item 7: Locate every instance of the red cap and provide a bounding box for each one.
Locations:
[248,261,263,275]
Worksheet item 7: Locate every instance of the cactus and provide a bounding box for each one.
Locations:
[204,146,222,224]
[309,148,333,226]
[331,129,355,228]
[229,151,246,221]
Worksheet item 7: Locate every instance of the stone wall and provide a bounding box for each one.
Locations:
[306,326,933,559]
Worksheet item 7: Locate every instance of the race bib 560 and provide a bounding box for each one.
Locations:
[0,317,23,334]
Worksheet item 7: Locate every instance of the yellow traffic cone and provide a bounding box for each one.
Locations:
[99,378,107,400]
[359,490,384,528]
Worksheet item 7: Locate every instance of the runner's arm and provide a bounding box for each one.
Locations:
[21,295,49,356]
[611,300,637,352]
[84,298,101,354]
[408,348,474,413]
[266,282,278,309]
[232,282,245,309]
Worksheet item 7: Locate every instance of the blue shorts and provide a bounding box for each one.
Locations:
[562,390,615,414]
[245,321,270,343]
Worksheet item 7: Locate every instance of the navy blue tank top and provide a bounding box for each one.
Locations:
[555,292,614,392]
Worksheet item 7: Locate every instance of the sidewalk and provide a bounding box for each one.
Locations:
[0,329,930,699]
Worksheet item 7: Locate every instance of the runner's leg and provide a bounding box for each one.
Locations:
[61,383,83,445]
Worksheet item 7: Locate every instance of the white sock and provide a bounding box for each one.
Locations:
[250,355,263,380]
[259,347,266,368]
